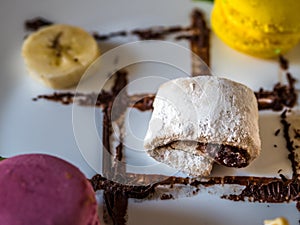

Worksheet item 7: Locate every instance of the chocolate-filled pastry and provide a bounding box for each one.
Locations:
[144,76,261,176]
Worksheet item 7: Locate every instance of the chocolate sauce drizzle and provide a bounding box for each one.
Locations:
[28,11,300,225]
[280,110,298,178]
[33,72,297,113]
[90,173,300,208]
[190,9,210,76]
[131,26,191,40]
[24,17,53,31]
[255,55,298,111]
[255,73,297,111]
[95,70,129,225]
[95,26,194,41]
[33,92,155,111]
[24,18,191,42]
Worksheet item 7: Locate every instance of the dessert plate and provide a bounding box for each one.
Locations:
[0,0,299,224]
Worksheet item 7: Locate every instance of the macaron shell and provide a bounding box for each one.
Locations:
[222,0,300,33]
[211,0,300,58]
[0,154,100,225]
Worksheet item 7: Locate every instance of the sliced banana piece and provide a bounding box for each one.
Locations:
[264,217,289,225]
[22,24,100,89]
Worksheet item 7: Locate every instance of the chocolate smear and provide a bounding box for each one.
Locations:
[24,17,53,31]
[160,194,174,200]
[274,129,281,136]
[93,31,127,41]
[131,25,190,40]
[255,74,298,111]
[280,110,298,178]
[190,9,210,76]
[279,55,289,70]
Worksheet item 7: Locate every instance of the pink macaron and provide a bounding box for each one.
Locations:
[0,154,100,225]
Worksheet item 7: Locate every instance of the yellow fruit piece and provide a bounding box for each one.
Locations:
[22,24,100,89]
[211,0,300,58]
[264,217,289,225]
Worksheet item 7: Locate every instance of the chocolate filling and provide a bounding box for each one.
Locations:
[196,143,250,168]
[159,141,251,168]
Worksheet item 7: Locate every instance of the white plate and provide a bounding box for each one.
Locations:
[0,0,300,224]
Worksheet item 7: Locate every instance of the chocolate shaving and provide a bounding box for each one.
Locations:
[255,74,298,111]
[224,178,300,204]
[255,56,297,111]
[93,30,127,41]
[280,109,298,178]
[294,129,300,139]
[274,129,281,136]
[33,91,112,107]
[90,174,156,199]
[131,25,190,40]
[90,174,300,208]
[279,55,289,70]
[160,194,174,200]
[100,70,130,225]
[190,9,210,75]
[103,189,128,225]
[24,17,53,31]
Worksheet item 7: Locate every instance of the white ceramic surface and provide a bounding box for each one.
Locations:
[0,0,299,224]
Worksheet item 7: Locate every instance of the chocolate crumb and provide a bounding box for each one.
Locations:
[281,109,288,119]
[279,174,288,182]
[25,17,53,31]
[294,129,300,139]
[160,194,173,200]
[116,143,123,162]
[279,55,289,70]
[278,169,282,173]
[224,178,300,205]
[93,30,127,41]
[274,144,278,148]
[255,72,298,111]
[280,109,298,178]
[131,25,189,40]
[274,129,281,136]
[175,34,193,40]
[190,9,210,75]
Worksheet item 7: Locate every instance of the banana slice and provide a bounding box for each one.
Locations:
[264,217,289,225]
[22,24,100,89]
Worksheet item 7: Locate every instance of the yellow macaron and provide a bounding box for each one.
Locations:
[211,0,300,58]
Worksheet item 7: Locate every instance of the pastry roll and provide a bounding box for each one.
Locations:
[144,76,261,176]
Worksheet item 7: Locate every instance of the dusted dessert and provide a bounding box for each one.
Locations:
[144,76,261,176]
[0,154,100,225]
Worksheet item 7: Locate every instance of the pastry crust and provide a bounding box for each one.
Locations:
[144,76,261,176]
